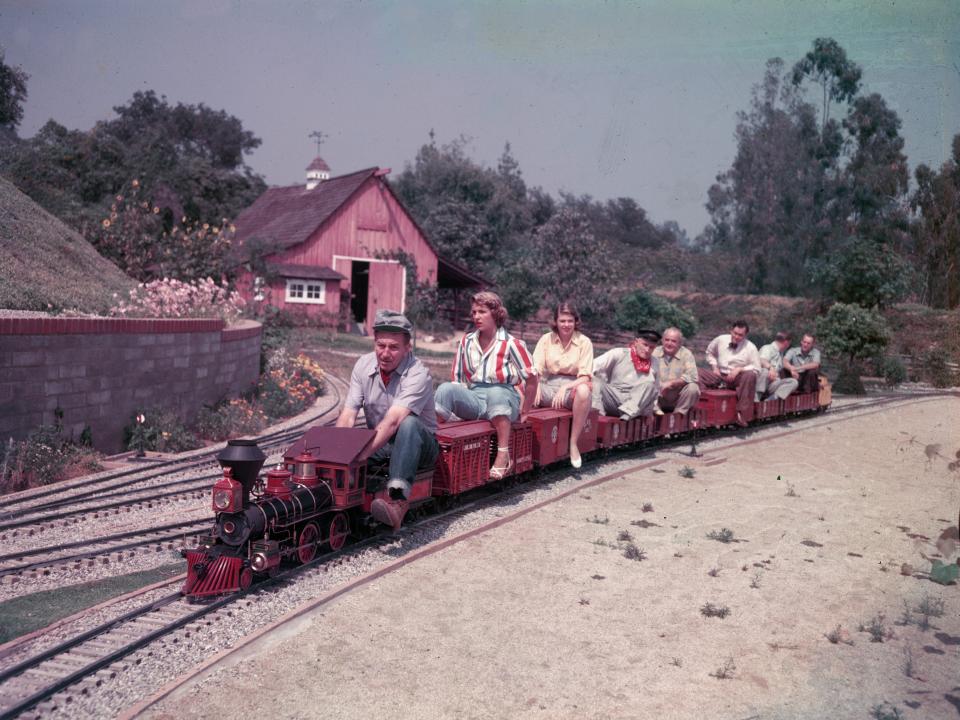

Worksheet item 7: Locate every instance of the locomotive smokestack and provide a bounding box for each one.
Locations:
[216,439,266,505]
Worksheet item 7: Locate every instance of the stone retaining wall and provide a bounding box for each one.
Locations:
[0,317,262,453]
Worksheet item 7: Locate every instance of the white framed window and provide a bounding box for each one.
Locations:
[253,276,266,302]
[285,279,326,304]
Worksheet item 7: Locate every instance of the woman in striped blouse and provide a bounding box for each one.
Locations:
[435,291,538,479]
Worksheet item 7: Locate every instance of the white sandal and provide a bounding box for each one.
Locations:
[489,447,513,479]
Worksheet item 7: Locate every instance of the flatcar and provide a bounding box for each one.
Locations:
[181,383,831,599]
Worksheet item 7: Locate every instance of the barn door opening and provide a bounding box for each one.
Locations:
[350,262,369,325]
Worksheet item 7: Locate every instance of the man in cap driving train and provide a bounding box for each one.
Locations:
[336,309,438,530]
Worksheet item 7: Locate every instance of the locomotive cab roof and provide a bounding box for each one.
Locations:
[283,426,377,466]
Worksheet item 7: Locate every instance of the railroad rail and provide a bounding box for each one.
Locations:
[0,392,952,718]
[0,377,345,520]
[0,519,209,578]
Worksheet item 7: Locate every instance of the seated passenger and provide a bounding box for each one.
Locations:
[699,319,760,427]
[532,302,594,469]
[592,329,661,420]
[757,332,799,400]
[435,291,538,480]
[651,326,700,416]
[336,309,439,530]
[784,333,821,394]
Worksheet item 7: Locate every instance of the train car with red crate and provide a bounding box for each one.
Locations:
[181,383,830,600]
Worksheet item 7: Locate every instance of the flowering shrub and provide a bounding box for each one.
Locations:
[258,349,326,419]
[0,423,102,494]
[85,178,237,282]
[110,277,245,324]
[195,398,268,441]
[124,409,199,453]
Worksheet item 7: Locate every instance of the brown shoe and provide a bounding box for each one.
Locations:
[371,498,408,531]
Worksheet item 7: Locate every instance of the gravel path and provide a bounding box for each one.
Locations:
[11,392,951,720]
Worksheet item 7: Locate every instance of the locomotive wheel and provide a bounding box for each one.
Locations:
[239,567,253,590]
[327,512,350,551]
[297,522,321,564]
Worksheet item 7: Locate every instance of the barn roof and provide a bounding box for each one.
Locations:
[232,167,379,257]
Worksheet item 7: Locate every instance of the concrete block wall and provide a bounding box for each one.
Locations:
[0,317,262,453]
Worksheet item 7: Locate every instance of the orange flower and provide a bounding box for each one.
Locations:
[102,219,111,228]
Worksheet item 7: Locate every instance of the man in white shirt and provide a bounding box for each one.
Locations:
[757,332,799,400]
[699,320,760,427]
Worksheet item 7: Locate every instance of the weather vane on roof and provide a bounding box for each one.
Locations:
[309,130,328,155]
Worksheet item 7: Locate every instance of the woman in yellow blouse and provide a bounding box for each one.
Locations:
[532,303,594,469]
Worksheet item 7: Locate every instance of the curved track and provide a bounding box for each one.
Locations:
[0,391,954,718]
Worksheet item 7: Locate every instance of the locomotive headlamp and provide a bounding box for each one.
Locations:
[213,490,233,511]
[211,468,242,513]
[250,552,268,572]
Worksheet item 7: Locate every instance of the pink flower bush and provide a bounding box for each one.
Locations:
[110,277,245,324]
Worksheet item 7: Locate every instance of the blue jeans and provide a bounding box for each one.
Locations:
[368,415,439,498]
[434,382,520,422]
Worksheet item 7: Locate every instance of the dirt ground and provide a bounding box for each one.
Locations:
[140,397,960,720]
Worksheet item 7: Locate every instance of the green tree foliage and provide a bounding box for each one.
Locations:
[817,302,890,394]
[529,208,618,328]
[496,264,543,327]
[0,90,265,280]
[844,93,910,236]
[910,134,960,308]
[392,133,695,326]
[707,39,914,306]
[790,37,862,131]
[704,58,844,294]
[809,236,913,309]
[0,48,28,134]
[614,289,698,338]
[392,137,537,276]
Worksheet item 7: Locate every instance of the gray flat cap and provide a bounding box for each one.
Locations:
[372,309,413,335]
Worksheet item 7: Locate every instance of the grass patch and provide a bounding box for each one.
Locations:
[700,602,731,619]
[706,527,736,543]
[0,562,183,644]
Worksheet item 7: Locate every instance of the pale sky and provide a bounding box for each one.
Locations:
[1,0,958,237]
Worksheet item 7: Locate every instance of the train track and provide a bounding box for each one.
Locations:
[0,484,515,719]
[0,377,345,522]
[0,391,953,718]
[0,520,210,579]
[0,378,347,545]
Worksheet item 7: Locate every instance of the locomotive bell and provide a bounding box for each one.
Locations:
[216,439,266,506]
[265,465,293,500]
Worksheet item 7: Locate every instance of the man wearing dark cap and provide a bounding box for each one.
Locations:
[336,309,438,530]
[591,329,661,419]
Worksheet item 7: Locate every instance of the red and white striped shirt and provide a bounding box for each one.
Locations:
[452,327,534,386]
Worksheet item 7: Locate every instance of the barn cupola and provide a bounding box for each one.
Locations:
[305,156,331,189]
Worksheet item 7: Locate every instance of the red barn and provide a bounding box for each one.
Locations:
[231,158,483,332]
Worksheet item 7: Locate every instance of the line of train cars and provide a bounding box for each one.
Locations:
[181,384,831,600]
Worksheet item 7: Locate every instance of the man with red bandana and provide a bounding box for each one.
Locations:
[591,329,661,419]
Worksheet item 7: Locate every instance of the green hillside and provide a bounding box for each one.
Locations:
[0,175,134,313]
